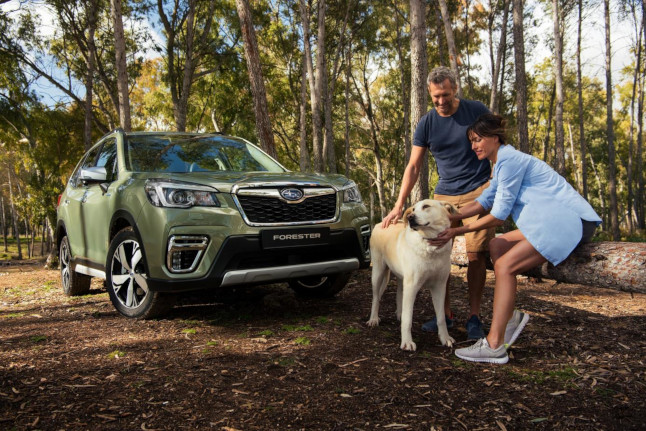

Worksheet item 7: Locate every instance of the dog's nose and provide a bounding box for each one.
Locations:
[408,213,418,228]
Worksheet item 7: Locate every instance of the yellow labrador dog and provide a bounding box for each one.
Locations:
[367,199,457,351]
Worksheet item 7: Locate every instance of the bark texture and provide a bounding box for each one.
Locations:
[451,236,646,293]
[111,0,131,131]
[236,0,277,159]
[409,0,429,203]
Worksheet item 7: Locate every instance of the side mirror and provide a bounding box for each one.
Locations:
[79,166,107,183]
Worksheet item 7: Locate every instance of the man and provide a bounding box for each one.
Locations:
[381,66,494,340]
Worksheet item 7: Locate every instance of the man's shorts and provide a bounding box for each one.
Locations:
[434,182,495,253]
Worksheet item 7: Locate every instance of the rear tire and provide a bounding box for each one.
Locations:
[59,236,91,296]
[288,272,351,298]
[106,228,174,319]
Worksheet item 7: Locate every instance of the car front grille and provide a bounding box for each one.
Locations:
[234,188,338,225]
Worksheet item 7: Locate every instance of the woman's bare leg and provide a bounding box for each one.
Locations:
[487,230,547,349]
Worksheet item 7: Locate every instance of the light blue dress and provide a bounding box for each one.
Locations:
[476,145,602,265]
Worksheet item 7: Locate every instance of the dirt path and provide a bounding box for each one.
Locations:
[1,265,645,430]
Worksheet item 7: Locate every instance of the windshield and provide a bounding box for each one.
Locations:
[124,134,286,173]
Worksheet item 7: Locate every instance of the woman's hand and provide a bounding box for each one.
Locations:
[428,227,460,247]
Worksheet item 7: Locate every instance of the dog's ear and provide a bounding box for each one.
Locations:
[439,201,459,215]
[402,207,413,225]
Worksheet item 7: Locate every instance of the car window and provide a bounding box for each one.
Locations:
[69,144,102,188]
[96,138,118,182]
[124,135,285,173]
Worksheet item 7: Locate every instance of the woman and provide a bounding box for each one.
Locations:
[435,113,601,364]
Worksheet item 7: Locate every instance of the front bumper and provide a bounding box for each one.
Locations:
[145,228,370,292]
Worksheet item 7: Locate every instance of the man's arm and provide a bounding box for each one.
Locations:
[381,145,427,228]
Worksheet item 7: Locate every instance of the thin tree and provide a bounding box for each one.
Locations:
[410,0,429,203]
[552,0,566,175]
[235,0,277,159]
[576,0,588,200]
[299,0,323,172]
[489,0,510,113]
[604,0,620,239]
[84,0,97,149]
[512,0,530,153]
[111,0,131,131]
[437,0,462,97]
[299,51,311,172]
[625,0,644,232]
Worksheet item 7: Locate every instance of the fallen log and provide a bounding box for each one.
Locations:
[450,236,645,293]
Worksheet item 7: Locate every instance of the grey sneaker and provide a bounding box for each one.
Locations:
[504,310,529,347]
[455,338,509,364]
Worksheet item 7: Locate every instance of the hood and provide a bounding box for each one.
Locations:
[131,171,351,193]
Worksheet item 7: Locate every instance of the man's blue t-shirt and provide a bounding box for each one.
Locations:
[413,99,491,195]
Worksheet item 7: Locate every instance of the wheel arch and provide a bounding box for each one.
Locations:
[108,209,150,275]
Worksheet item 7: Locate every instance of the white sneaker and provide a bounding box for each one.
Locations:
[504,310,529,347]
[455,338,509,364]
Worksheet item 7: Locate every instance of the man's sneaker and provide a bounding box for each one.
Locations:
[504,310,530,347]
[455,338,509,364]
[421,314,454,332]
[465,314,485,340]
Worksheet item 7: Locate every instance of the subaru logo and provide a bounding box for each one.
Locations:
[280,188,304,201]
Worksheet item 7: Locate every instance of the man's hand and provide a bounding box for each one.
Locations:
[381,206,404,228]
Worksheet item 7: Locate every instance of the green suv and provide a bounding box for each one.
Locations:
[56,130,371,318]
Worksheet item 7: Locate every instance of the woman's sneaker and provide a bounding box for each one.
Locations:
[504,310,529,347]
[455,338,509,364]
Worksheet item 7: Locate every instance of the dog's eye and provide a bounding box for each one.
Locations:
[422,205,430,210]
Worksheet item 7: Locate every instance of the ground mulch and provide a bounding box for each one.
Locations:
[1,263,645,430]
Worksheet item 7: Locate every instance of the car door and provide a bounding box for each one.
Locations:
[81,137,118,269]
[61,144,102,263]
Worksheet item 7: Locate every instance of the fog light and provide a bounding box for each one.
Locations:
[166,235,209,273]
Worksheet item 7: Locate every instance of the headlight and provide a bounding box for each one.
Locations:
[342,180,362,203]
[145,180,220,208]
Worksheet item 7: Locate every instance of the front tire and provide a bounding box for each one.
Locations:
[59,235,91,296]
[106,228,174,319]
[288,272,351,298]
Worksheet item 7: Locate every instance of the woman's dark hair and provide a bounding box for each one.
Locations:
[467,113,507,145]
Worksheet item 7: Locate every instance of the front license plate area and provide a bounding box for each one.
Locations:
[261,228,330,249]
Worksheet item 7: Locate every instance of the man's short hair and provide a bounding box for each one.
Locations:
[427,66,457,88]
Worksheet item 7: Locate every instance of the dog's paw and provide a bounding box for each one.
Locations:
[439,334,455,348]
[400,340,417,351]
[366,317,380,327]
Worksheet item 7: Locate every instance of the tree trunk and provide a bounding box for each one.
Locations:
[576,0,588,201]
[437,0,462,97]
[299,0,323,172]
[110,0,131,131]
[512,0,530,154]
[84,0,97,150]
[317,0,337,174]
[300,50,311,172]
[638,2,646,230]
[489,0,509,113]
[396,13,411,172]
[552,0,566,175]
[344,38,351,178]
[567,123,581,192]
[589,153,607,227]
[451,236,646,293]
[7,171,22,260]
[1,195,6,252]
[410,0,429,203]
[236,0,278,159]
[626,5,643,233]
[604,0,620,240]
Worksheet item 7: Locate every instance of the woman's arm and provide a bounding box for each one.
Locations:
[449,201,487,221]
